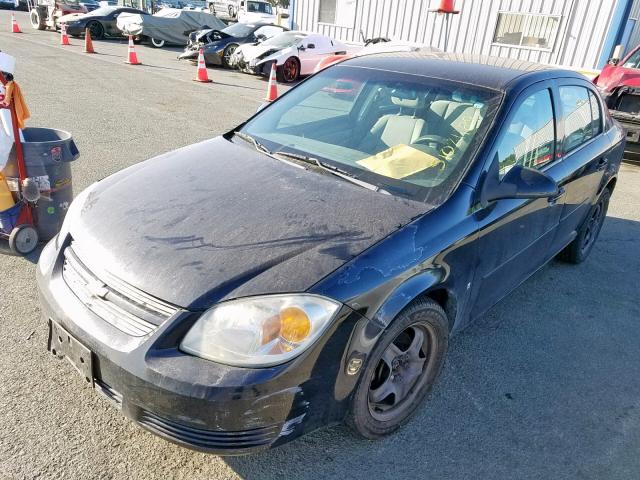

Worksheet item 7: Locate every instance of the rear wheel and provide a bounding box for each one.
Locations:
[558,188,611,264]
[30,8,46,30]
[150,37,165,48]
[347,297,449,439]
[86,20,104,40]
[276,57,299,83]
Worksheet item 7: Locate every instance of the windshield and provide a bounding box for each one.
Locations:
[88,6,116,15]
[223,22,254,37]
[262,31,305,48]
[241,65,502,203]
[623,48,640,69]
[247,1,272,14]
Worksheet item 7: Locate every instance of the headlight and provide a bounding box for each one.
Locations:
[180,294,341,367]
[55,183,95,249]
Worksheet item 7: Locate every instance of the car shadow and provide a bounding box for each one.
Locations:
[223,215,640,479]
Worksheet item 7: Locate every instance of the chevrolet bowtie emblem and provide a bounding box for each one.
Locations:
[86,278,109,300]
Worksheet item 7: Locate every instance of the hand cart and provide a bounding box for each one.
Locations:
[0,71,39,255]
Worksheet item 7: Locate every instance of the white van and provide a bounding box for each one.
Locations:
[207,0,277,23]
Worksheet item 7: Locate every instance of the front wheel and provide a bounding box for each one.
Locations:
[150,37,165,48]
[276,57,299,83]
[86,20,104,40]
[221,43,238,67]
[347,297,449,439]
[558,188,611,264]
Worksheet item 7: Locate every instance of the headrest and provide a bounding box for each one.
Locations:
[0,52,15,76]
[391,88,419,108]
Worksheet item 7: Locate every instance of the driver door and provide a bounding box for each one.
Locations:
[469,82,567,320]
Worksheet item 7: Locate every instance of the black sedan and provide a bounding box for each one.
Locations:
[37,52,624,454]
[62,6,147,39]
[178,21,287,66]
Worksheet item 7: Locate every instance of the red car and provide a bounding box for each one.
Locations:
[594,45,640,163]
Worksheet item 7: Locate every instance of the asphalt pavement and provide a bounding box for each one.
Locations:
[1,10,640,480]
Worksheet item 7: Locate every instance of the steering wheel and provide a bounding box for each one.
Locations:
[412,134,449,150]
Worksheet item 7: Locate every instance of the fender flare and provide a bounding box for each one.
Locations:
[371,268,446,328]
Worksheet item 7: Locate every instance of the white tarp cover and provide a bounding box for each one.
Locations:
[117,8,225,45]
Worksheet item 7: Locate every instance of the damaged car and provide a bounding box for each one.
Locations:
[230,30,349,82]
[61,6,147,39]
[595,44,640,163]
[178,21,287,67]
[116,7,225,48]
[38,52,623,455]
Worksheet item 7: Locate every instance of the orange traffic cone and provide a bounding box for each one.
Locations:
[60,23,70,45]
[84,28,95,53]
[193,48,211,83]
[124,35,140,65]
[265,62,278,101]
[11,13,21,33]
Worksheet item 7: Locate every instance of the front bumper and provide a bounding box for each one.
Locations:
[64,23,86,36]
[36,237,365,454]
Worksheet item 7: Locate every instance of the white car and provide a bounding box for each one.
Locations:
[230,31,348,82]
[207,0,276,23]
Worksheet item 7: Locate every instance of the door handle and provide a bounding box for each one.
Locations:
[596,158,609,171]
[548,186,565,204]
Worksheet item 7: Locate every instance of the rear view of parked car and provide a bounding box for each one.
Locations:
[38,52,623,455]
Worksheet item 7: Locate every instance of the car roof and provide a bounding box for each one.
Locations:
[341,51,588,91]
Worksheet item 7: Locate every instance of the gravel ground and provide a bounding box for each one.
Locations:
[1,11,640,480]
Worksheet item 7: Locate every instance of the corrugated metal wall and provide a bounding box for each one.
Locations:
[292,0,621,70]
[625,0,640,54]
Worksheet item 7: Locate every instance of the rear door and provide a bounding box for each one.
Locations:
[549,80,612,251]
[470,82,566,318]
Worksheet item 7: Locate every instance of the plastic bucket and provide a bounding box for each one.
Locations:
[2,128,79,241]
[0,202,21,235]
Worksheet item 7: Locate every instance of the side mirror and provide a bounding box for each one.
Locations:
[608,57,620,66]
[307,43,315,49]
[480,162,558,207]
[255,34,266,43]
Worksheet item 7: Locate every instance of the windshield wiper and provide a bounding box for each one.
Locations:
[233,132,305,170]
[233,131,272,155]
[273,151,389,194]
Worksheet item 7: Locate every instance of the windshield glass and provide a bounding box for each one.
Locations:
[241,65,502,203]
[623,48,640,69]
[247,1,272,14]
[88,6,116,15]
[223,22,254,37]
[262,31,305,48]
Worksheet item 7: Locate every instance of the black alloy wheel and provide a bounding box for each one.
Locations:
[87,20,103,39]
[277,57,299,83]
[347,298,448,439]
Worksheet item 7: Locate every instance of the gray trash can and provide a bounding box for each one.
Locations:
[3,127,80,241]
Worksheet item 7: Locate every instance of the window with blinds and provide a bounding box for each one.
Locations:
[493,12,561,50]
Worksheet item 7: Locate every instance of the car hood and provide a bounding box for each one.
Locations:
[238,42,287,61]
[70,137,428,310]
[596,64,640,92]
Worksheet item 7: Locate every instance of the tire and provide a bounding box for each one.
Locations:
[30,9,45,30]
[346,297,449,439]
[221,43,238,67]
[150,37,165,48]
[9,225,39,255]
[276,57,299,83]
[558,188,611,264]
[86,20,104,40]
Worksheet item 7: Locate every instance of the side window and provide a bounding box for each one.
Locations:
[497,89,555,176]
[588,90,602,137]
[622,48,640,69]
[560,86,596,153]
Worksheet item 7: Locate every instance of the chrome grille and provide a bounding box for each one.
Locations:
[62,243,178,337]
